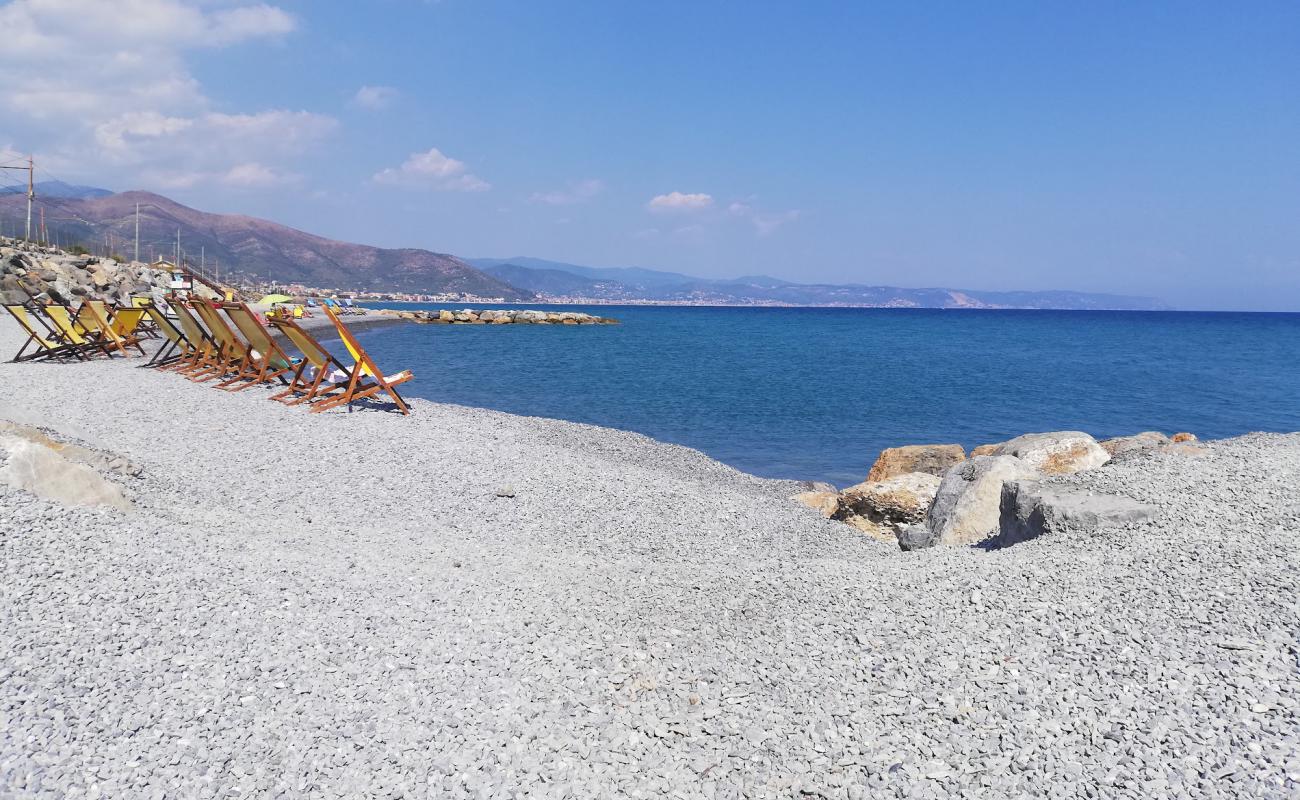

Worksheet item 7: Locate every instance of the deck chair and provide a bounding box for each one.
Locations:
[165,299,220,374]
[77,300,146,356]
[137,302,191,368]
[187,299,250,384]
[268,317,357,406]
[218,302,298,391]
[130,295,162,338]
[4,304,89,361]
[43,304,114,357]
[307,306,413,414]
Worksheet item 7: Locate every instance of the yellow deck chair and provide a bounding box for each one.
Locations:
[167,300,219,374]
[188,299,249,384]
[268,317,357,406]
[308,305,413,414]
[4,304,89,361]
[77,300,145,356]
[218,302,298,391]
[138,303,192,368]
[44,305,112,357]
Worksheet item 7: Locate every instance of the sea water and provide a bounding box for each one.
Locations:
[352,305,1300,486]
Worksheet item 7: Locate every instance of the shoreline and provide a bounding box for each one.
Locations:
[2,317,1298,797]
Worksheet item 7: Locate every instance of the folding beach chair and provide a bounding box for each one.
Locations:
[268,316,357,406]
[160,298,215,373]
[218,302,298,390]
[187,299,251,384]
[43,304,115,357]
[137,302,192,368]
[4,304,89,361]
[77,300,146,356]
[307,306,413,414]
[130,296,162,338]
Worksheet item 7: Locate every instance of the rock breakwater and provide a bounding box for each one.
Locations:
[0,240,189,308]
[382,308,618,325]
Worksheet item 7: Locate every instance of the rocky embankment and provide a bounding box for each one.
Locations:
[382,307,618,325]
[797,429,1204,550]
[0,240,196,308]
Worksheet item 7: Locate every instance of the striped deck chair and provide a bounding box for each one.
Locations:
[4,304,89,361]
[307,306,413,415]
[43,304,115,357]
[268,317,357,406]
[187,299,250,385]
[217,302,298,390]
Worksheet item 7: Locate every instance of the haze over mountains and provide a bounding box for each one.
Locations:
[0,183,1165,309]
[472,257,1166,310]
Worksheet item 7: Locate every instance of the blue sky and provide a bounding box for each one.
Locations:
[2,1,1298,309]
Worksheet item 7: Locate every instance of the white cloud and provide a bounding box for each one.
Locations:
[531,178,603,205]
[727,198,801,236]
[632,228,660,239]
[647,191,714,212]
[373,147,490,191]
[0,1,319,191]
[352,85,399,110]
[752,209,801,236]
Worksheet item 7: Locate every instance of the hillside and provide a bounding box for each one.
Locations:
[0,188,532,299]
[477,259,1167,310]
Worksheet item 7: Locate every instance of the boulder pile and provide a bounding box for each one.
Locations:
[0,241,186,308]
[384,308,618,325]
[796,429,1188,551]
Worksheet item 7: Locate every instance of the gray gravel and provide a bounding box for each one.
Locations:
[0,318,1297,798]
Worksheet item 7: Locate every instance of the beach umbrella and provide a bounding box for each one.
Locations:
[259,293,295,304]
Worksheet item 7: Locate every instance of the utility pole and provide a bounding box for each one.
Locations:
[26,155,33,243]
[40,206,46,245]
[175,227,180,267]
[134,203,140,263]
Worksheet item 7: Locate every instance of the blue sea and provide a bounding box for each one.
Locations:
[351,305,1300,487]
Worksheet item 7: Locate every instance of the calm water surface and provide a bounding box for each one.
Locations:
[350,305,1300,486]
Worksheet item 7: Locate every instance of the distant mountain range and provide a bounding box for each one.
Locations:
[0,184,531,299]
[0,182,1166,309]
[0,180,113,199]
[471,257,1167,310]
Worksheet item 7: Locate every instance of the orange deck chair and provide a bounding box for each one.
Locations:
[307,305,413,414]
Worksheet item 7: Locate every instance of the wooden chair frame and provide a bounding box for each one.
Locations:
[268,317,357,405]
[4,304,89,362]
[308,306,413,415]
[217,302,297,391]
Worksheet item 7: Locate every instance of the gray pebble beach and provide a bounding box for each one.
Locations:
[0,318,1297,798]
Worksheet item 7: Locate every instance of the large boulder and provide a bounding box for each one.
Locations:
[994,481,1157,546]
[0,437,132,512]
[926,455,1039,546]
[865,444,966,482]
[1100,431,1171,457]
[984,431,1109,475]
[792,491,841,519]
[839,472,941,537]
